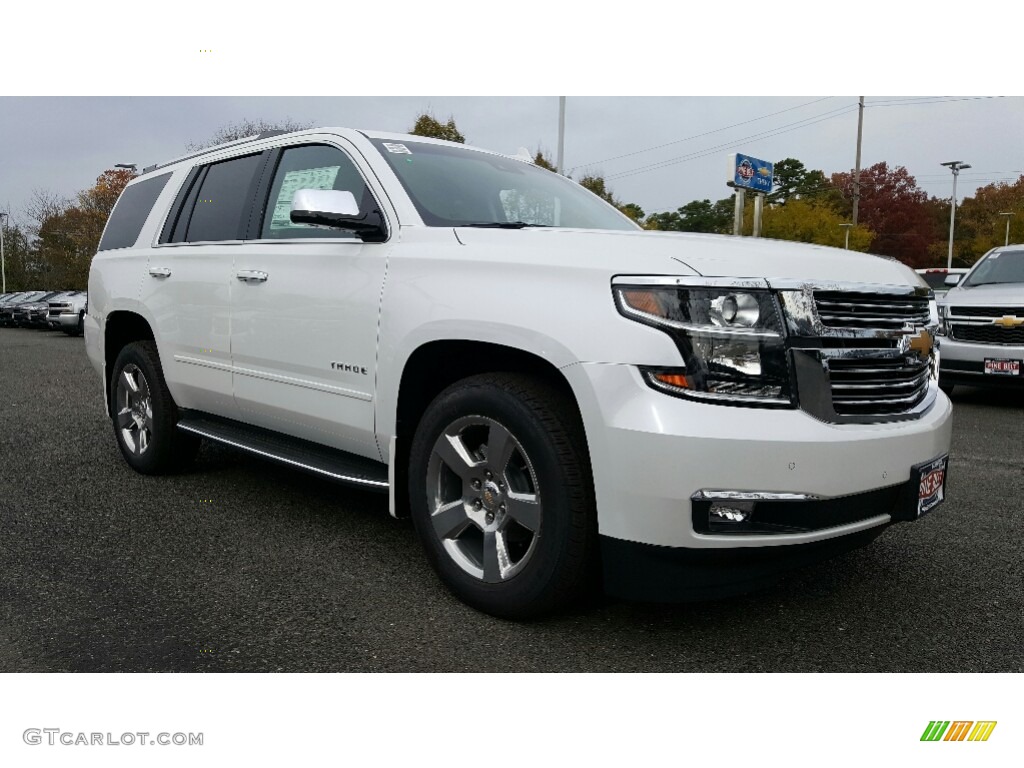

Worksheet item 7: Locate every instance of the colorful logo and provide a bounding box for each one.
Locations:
[920,721,997,742]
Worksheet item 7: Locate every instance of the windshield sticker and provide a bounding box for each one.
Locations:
[988,253,1000,259]
[383,143,412,154]
[269,165,341,230]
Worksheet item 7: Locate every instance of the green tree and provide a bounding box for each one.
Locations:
[769,158,831,206]
[533,149,558,172]
[410,113,466,143]
[646,198,733,234]
[187,117,314,150]
[0,217,33,291]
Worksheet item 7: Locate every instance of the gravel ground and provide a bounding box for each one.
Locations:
[1,328,1021,672]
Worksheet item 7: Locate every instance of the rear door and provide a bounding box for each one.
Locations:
[229,139,391,459]
[144,151,268,418]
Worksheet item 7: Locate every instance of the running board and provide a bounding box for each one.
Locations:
[177,412,389,491]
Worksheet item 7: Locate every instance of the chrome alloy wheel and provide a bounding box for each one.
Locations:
[115,363,154,456]
[425,416,542,583]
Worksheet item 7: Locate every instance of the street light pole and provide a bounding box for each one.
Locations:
[0,212,7,293]
[998,212,1013,246]
[839,222,854,250]
[941,160,971,269]
[556,98,566,175]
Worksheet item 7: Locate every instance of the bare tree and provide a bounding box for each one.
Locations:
[186,117,315,151]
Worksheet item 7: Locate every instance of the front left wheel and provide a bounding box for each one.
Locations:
[109,341,199,474]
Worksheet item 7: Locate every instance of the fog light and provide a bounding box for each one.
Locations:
[709,504,752,523]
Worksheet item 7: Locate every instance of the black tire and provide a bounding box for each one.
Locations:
[109,340,199,474]
[76,312,84,336]
[408,373,597,619]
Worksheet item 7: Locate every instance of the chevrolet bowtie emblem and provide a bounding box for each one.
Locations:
[909,329,934,354]
[993,315,1024,328]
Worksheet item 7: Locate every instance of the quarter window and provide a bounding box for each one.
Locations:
[98,173,172,251]
[260,145,371,240]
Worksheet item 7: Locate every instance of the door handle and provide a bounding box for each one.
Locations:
[148,267,172,278]
[236,270,269,283]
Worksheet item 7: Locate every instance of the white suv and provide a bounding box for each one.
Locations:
[937,245,1024,392]
[86,128,953,617]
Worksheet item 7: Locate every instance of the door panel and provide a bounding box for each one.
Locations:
[230,141,390,460]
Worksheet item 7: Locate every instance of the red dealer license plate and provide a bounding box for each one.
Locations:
[984,358,1021,376]
[915,455,948,518]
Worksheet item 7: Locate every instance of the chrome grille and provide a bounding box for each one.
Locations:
[826,357,931,416]
[814,291,931,330]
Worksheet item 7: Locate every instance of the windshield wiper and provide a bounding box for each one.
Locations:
[458,221,549,229]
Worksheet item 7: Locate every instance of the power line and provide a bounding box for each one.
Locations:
[866,96,1004,108]
[569,96,836,170]
[604,106,860,182]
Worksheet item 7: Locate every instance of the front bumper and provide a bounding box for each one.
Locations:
[565,361,953,550]
[939,336,1024,388]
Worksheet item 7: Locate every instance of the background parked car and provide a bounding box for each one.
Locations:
[0,292,44,326]
[917,267,970,297]
[48,291,88,335]
[11,292,65,329]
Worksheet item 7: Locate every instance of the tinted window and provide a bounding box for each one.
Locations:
[98,173,172,251]
[260,145,371,240]
[185,153,264,243]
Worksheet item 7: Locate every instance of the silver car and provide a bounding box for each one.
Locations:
[938,245,1024,393]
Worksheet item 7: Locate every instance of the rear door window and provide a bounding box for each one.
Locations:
[184,153,265,243]
[98,173,172,251]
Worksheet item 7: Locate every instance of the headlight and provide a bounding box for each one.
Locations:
[614,280,793,406]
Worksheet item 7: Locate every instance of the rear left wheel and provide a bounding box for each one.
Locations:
[109,341,199,474]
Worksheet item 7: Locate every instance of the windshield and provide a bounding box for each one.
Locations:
[964,249,1024,286]
[370,139,638,231]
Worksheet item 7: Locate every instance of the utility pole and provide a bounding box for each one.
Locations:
[556,97,566,175]
[941,160,971,269]
[852,96,864,226]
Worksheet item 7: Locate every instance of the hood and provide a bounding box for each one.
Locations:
[941,282,1024,307]
[452,228,923,287]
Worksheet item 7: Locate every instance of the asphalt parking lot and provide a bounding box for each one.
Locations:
[0,329,1021,673]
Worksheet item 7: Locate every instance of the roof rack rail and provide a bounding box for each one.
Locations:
[139,129,300,176]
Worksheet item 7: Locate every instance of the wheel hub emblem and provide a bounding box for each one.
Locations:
[482,480,501,511]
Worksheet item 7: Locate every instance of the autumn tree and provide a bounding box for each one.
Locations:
[29,169,136,289]
[410,113,466,143]
[755,199,873,250]
[187,117,314,150]
[830,162,940,267]
[950,174,1024,264]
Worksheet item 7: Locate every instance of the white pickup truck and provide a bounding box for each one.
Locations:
[86,128,953,617]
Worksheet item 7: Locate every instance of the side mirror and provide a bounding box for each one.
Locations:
[289,189,387,241]
[944,274,962,287]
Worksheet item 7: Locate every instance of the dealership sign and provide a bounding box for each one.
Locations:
[730,153,774,193]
